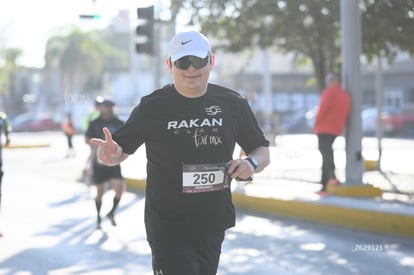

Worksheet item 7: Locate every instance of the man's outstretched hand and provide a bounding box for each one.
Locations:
[90,127,123,166]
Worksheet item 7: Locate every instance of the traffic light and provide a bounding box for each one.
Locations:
[136,6,154,55]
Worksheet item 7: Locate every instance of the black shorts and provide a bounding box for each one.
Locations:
[92,164,123,184]
[148,232,225,275]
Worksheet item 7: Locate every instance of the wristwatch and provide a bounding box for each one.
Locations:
[245,156,259,171]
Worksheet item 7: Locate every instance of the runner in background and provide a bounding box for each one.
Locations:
[85,98,125,228]
[62,113,76,158]
[0,111,10,237]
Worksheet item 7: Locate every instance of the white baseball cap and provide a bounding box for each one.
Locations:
[168,31,211,62]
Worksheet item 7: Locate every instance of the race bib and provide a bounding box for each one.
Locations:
[182,163,231,193]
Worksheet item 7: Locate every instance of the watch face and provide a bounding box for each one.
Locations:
[251,157,258,167]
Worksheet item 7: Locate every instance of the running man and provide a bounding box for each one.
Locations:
[91,31,270,274]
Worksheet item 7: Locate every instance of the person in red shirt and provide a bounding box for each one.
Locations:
[62,113,76,158]
[314,73,351,193]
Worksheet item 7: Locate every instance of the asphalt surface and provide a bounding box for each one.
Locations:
[1,132,414,274]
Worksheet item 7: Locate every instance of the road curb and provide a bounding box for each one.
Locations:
[231,193,414,238]
[125,177,414,239]
[5,144,51,149]
[364,159,378,171]
[126,177,147,192]
[327,184,383,198]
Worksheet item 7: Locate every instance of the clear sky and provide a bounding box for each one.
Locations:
[0,0,158,68]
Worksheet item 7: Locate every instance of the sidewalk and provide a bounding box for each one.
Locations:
[121,145,414,239]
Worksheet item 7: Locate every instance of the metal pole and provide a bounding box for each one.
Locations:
[154,21,162,89]
[341,0,364,185]
[154,1,162,89]
[375,56,383,171]
[262,48,274,145]
[263,48,272,118]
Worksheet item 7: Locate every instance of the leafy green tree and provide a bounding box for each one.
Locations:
[178,0,414,91]
[360,0,414,62]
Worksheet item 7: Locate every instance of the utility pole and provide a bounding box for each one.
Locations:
[338,0,382,197]
[262,48,274,145]
[341,0,364,185]
[375,57,384,171]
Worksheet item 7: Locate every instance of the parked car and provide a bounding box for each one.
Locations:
[399,104,414,137]
[282,106,318,134]
[11,113,62,132]
[362,107,381,135]
[283,104,414,137]
[361,106,414,137]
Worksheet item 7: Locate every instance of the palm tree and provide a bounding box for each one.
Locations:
[44,27,129,98]
[45,28,102,95]
[0,48,27,115]
[0,48,22,96]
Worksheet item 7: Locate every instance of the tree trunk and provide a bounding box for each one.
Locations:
[311,56,327,93]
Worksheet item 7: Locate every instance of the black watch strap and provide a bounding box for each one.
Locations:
[245,157,258,170]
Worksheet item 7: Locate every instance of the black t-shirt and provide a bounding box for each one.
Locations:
[85,115,124,166]
[113,83,269,241]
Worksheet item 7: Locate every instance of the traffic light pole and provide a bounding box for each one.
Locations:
[136,6,154,55]
[153,10,162,89]
[135,5,162,89]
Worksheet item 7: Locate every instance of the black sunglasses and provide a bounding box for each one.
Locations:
[173,55,210,70]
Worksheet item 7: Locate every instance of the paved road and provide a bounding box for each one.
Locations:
[1,133,413,274]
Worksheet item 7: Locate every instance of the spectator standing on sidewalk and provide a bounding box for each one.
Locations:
[62,113,76,158]
[85,98,125,228]
[314,73,351,193]
[0,111,10,237]
[90,31,270,275]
